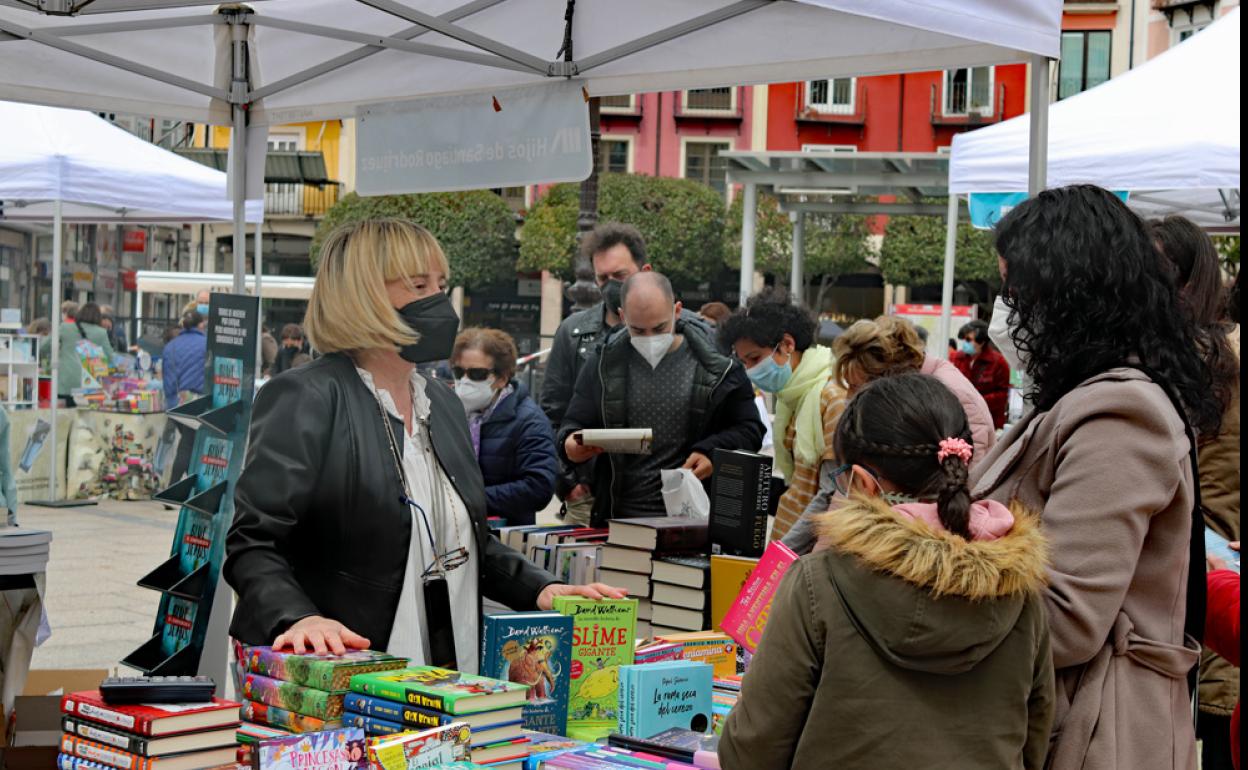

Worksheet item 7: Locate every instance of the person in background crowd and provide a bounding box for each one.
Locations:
[0,406,18,526]
[260,325,278,377]
[913,323,929,348]
[61,300,78,324]
[717,289,843,552]
[195,288,210,317]
[99,304,128,351]
[162,309,208,484]
[450,327,556,527]
[947,338,957,357]
[58,301,114,407]
[226,219,623,667]
[697,301,731,328]
[1204,543,1240,770]
[973,185,1222,770]
[951,319,1010,429]
[275,323,311,375]
[28,318,51,372]
[1151,215,1240,770]
[722,374,1053,770]
[559,272,762,525]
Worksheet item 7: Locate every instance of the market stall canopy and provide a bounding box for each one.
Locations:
[134,270,314,300]
[950,7,1240,231]
[0,0,1061,126]
[0,100,263,223]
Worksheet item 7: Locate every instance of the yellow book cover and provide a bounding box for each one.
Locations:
[653,631,738,678]
[710,555,759,633]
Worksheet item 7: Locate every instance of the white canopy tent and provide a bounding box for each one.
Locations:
[0,99,263,504]
[0,0,1063,297]
[134,270,314,302]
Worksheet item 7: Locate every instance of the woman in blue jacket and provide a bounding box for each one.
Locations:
[450,328,556,526]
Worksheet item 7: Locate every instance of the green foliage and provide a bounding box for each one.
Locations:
[878,208,999,287]
[1214,235,1240,278]
[518,173,727,283]
[310,190,518,289]
[723,192,794,276]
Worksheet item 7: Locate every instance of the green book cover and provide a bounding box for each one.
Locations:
[240,646,408,691]
[241,671,344,720]
[553,597,638,742]
[348,666,529,715]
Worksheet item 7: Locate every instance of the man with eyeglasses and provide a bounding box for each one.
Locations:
[556,272,762,525]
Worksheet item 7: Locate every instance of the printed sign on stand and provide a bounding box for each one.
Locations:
[356,80,592,196]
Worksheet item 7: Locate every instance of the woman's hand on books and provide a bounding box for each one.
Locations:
[536,582,629,610]
[273,615,371,655]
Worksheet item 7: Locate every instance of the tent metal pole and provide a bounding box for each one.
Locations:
[1028,55,1050,197]
[936,194,959,361]
[230,17,248,295]
[739,182,758,308]
[254,223,263,381]
[789,211,804,306]
[47,199,62,500]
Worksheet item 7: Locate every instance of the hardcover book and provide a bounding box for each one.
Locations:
[239,646,408,691]
[255,726,367,770]
[242,670,345,719]
[241,700,340,734]
[652,631,738,679]
[607,518,708,553]
[365,723,471,770]
[342,693,524,731]
[343,711,523,746]
[618,662,713,739]
[480,612,574,735]
[59,734,236,770]
[59,691,240,737]
[61,715,236,757]
[349,667,529,715]
[608,727,720,763]
[553,596,638,742]
[633,641,685,666]
[521,731,589,770]
[471,736,532,764]
[708,450,772,558]
[720,541,798,654]
[651,556,711,589]
[709,555,759,632]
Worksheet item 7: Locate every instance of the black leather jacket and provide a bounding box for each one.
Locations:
[224,353,559,650]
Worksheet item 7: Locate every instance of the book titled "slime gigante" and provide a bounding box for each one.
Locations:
[552,596,638,743]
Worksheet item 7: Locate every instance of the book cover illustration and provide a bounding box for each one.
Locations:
[349,667,528,715]
[620,662,713,739]
[211,356,243,408]
[365,723,471,770]
[653,632,738,679]
[241,646,408,691]
[242,700,341,733]
[552,597,637,742]
[243,671,344,719]
[721,541,798,654]
[480,613,573,735]
[343,711,408,736]
[257,726,367,770]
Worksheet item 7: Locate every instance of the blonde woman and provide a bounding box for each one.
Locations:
[224,220,623,672]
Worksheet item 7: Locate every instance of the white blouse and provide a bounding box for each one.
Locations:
[355,367,481,674]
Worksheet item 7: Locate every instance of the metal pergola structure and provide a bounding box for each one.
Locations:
[724,150,974,355]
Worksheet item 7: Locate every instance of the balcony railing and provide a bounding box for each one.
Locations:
[264,182,341,218]
[675,87,743,120]
[796,80,867,125]
[930,82,1005,125]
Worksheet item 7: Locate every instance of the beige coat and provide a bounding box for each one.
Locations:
[971,368,1200,770]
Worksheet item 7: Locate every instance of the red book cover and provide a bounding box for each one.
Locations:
[60,691,241,737]
[721,541,798,654]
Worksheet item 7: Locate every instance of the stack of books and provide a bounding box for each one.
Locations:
[653,631,738,679]
[480,612,574,736]
[710,676,741,736]
[347,665,532,769]
[0,527,51,576]
[609,728,721,768]
[502,524,609,584]
[57,690,240,769]
[600,517,709,638]
[234,720,291,766]
[234,645,408,734]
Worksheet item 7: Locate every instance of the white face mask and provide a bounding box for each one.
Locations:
[629,315,675,369]
[988,296,1030,384]
[455,376,496,413]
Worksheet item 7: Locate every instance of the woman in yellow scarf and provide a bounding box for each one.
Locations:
[719,289,846,551]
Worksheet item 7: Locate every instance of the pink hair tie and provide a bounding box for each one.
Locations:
[937,437,973,465]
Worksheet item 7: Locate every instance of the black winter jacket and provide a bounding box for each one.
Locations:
[476,381,557,526]
[224,353,559,650]
[556,320,764,526]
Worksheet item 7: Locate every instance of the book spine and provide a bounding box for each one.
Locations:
[61,716,145,755]
[62,696,151,736]
[721,542,797,654]
[656,527,708,553]
[61,735,150,770]
[241,700,335,733]
[354,678,448,713]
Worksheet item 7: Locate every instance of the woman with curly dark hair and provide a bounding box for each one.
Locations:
[971,185,1219,770]
[1151,215,1240,770]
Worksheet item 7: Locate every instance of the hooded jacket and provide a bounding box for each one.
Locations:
[721,495,1054,770]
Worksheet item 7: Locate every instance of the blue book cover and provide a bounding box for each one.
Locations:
[342,710,407,736]
[621,661,713,739]
[480,612,574,736]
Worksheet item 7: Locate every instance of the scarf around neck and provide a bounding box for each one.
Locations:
[773,344,833,479]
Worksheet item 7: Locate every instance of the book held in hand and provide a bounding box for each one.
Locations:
[349,666,529,715]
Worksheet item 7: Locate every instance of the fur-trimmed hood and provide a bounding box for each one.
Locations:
[815,495,1048,675]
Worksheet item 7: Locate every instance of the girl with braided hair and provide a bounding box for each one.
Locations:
[722,373,1053,770]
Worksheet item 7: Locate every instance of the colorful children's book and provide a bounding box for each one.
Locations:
[608,727,720,763]
[349,667,529,715]
[239,646,408,691]
[651,632,737,679]
[709,555,758,632]
[242,670,344,719]
[342,693,524,730]
[59,734,237,770]
[720,541,798,654]
[471,737,532,765]
[634,641,685,666]
[241,700,340,734]
[255,726,367,770]
[61,715,236,757]
[520,731,589,770]
[619,661,713,739]
[343,711,523,746]
[553,596,638,742]
[480,612,574,735]
[59,691,240,737]
[365,723,471,770]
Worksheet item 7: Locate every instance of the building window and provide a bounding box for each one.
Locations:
[943,67,993,116]
[682,87,735,113]
[806,78,856,114]
[599,138,630,174]
[268,134,300,152]
[1058,31,1111,100]
[684,141,731,196]
[599,94,635,113]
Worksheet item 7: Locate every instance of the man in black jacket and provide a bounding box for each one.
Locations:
[557,272,763,525]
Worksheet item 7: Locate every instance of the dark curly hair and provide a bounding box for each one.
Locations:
[994,185,1221,437]
[718,287,818,352]
[834,373,975,539]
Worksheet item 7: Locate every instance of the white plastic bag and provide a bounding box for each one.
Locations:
[660,468,710,520]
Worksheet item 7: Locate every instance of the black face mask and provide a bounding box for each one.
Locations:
[602,279,624,315]
[397,292,459,364]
